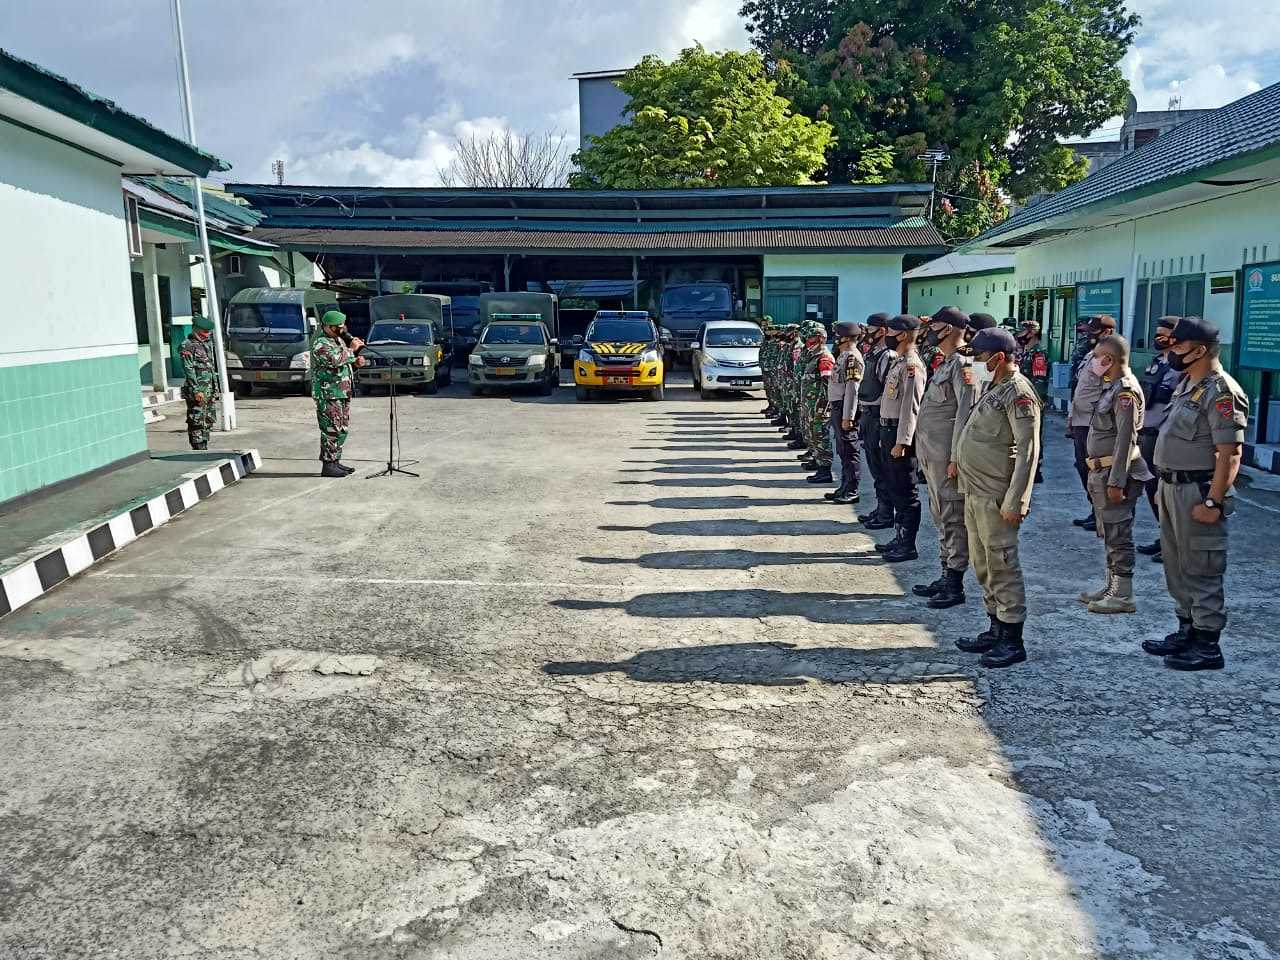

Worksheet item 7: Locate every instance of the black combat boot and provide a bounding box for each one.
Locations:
[1072,512,1097,531]
[336,462,356,475]
[927,568,967,609]
[956,615,1001,653]
[862,505,895,529]
[912,564,947,598]
[883,527,919,563]
[1136,540,1161,556]
[830,486,859,505]
[787,439,808,450]
[824,479,851,501]
[806,466,834,484]
[320,461,347,478]
[874,527,902,554]
[1142,617,1191,656]
[772,417,787,427]
[981,620,1027,668]
[800,458,818,471]
[762,406,776,417]
[1163,628,1226,672]
[191,442,208,451]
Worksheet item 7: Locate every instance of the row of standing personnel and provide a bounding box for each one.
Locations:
[759,308,1247,672]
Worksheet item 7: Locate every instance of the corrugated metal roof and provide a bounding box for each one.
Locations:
[253,221,944,254]
[903,253,1015,281]
[971,81,1280,248]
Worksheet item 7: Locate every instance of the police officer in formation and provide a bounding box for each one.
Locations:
[857,313,895,529]
[179,314,221,450]
[311,310,365,477]
[874,315,927,562]
[826,321,865,505]
[1136,316,1183,562]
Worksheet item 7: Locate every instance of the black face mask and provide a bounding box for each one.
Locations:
[1154,336,1172,351]
[923,325,948,348]
[883,334,901,349]
[1167,346,1203,371]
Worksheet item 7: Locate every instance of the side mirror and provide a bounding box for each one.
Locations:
[549,338,559,348]
[690,342,701,350]
[308,317,317,331]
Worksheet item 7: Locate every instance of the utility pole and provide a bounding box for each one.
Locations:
[923,148,950,218]
[172,0,235,430]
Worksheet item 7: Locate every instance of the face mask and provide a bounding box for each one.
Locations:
[1154,336,1171,350]
[970,355,995,385]
[1167,346,1202,371]
[1090,355,1113,378]
[883,334,901,349]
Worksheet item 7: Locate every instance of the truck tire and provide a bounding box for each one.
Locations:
[648,383,665,402]
[234,382,253,399]
[575,385,590,402]
[700,386,716,400]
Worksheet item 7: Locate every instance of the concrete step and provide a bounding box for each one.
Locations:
[141,386,183,409]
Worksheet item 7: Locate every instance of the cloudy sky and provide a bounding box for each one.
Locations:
[2,0,1277,186]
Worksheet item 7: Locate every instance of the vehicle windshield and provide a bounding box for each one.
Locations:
[482,323,546,345]
[662,285,731,312]
[227,304,306,340]
[368,322,433,346]
[588,319,655,342]
[705,327,762,347]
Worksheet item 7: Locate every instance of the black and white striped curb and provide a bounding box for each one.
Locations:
[0,450,261,620]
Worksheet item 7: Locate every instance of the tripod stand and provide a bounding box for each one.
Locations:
[359,345,419,479]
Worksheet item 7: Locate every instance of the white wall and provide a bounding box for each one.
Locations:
[907,272,1017,319]
[763,253,904,322]
[1014,182,1280,347]
[0,118,136,368]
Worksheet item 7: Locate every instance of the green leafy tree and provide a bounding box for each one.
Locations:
[742,0,1139,234]
[570,45,835,189]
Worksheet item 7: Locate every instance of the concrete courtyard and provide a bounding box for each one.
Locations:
[1,377,1277,959]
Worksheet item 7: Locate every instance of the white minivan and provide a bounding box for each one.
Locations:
[690,320,764,399]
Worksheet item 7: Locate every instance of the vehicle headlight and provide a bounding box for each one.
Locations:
[224,351,242,369]
[409,357,425,366]
[468,353,482,365]
[527,354,546,366]
[640,349,660,363]
[578,349,595,363]
[289,352,309,369]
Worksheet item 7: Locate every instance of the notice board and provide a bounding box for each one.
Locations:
[1239,261,1280,371]
[1075,279,1124,321]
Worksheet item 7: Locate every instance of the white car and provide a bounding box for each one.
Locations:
[691,321,764,399]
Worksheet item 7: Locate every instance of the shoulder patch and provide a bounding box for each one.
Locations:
[1118,393,1134,408]
[1215,395,1236,419]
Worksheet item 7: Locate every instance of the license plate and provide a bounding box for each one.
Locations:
[380,373,392,381]
[495,367,517,376]
[259,372,279,381]
[729,379,754,387]
[605,376,632,384]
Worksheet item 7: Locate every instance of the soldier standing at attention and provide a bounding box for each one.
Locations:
[826,321,865,505]
[875,314,927,563]
[953,328,1041,668]
[311,310,365,478]
[1136,316,1184,562]
[799,321,836,483]
[784,326,808,449]
[1016,319,1050,483]
[1077,335,1153,615]
[760,320,780,420]
[1144,317,1247,671]
[857,313,895,528]
[912,308,995,607]
[179,314,221,451]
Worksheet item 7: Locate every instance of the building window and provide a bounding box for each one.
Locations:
[1134,274,1205,349]
[224,254,244,277]
[124,195,142,258]
[763,277,838,325]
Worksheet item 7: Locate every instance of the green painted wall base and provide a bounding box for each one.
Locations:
[0,353,147,504]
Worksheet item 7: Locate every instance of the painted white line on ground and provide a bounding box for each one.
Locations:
[89,572,632,591]
[1235,493,1280,516]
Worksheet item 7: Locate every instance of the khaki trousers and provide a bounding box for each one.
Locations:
[964,495,1027,624]
[918,445,968,572]
[1158,480,1229,631]
[1086,471,1143,578]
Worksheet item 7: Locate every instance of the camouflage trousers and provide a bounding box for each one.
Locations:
[806,395,832,464]
[316,396,351,462]
[185,395,217,450]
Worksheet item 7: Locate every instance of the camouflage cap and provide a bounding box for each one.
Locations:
[192,314,215,332]
[320,309,347,328]
[801,320,826,340]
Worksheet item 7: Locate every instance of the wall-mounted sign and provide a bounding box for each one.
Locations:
[1239,261,1280,371]
[1076,279,1124,321]
[1210,274,1236,295]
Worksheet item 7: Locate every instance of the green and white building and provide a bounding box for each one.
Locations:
[0,50,227,506]
[965,81,1280,464]
[904,253,1017,319]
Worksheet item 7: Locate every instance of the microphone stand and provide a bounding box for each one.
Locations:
[352,341,419,479]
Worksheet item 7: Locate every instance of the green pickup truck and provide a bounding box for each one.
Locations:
[468,292,560,395]
[357,294,454,394]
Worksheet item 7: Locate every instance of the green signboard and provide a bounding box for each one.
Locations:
[1076,279,1124,321]
[1239,260,1280,371]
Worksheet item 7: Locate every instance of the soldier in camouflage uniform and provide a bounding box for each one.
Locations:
[798,320,835,483]
[178,314,221,450]
[782,326,807,448]
[759,319,779,419]
[311,310,365,477]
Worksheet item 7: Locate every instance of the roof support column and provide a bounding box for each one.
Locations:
[373,255,383,294]
[503,254,512,292]
[139,242,169,392]
[632,256,639,309]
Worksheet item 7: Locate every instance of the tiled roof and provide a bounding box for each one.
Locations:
[253,221,944,254]
[970,81,1280,248]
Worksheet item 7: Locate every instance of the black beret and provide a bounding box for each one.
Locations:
[866,312,892,329]
[1170,316,1219,344]
[889,313,921,332]
[968,312,998,332]
[833,321,863,339]
[970,327,1018,356]
[932,305,969,327]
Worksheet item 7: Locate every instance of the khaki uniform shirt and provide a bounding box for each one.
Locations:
[1086,370,1155,487]
[880,349,927,446]
[916,351,973,464]
[1154,367,1249,472]
[955,370,1041,515]
[1070,361,1107,428]
[838,348,865,422]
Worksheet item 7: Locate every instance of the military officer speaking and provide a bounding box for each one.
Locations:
[875,314,927,563]
[1077,335,1153,615]
[953,327,1041,668]
[912,307,995,608]
[178,314,221,450]
[311,310,366,477]
[1143,316,1248,671]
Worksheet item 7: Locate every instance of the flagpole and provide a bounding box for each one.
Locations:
[172,0,236,430]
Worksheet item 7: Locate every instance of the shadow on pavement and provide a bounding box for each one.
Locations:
[617,476,822,489]
[600,518,863,537]
[543,641,969,686]
[619,465,805,476]
[552,589,909,626]
[607,496,828,511]
[580,549,882,571]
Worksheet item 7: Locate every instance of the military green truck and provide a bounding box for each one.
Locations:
[358,294,454,395]
[468,292,560,395]
[224,287,340,396]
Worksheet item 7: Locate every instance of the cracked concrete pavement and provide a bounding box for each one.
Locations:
[1,375,1277,959]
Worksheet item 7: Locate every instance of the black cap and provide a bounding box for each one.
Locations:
[968,312,997,332]
[970,327,1018,356]
[931,306,969,327]
[833,321,863,339]
[1084,314,1116,333]
[1170,316,1219,344]
[888,313,921,332]
[866,312,891,329]
[1156,314,1181,331]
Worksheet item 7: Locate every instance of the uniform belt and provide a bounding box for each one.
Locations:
[1085,452,1140,471]
[880,417,899,425]
[1158,469,1214,484]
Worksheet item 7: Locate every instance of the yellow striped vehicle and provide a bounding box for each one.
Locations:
[574,311,665,402]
